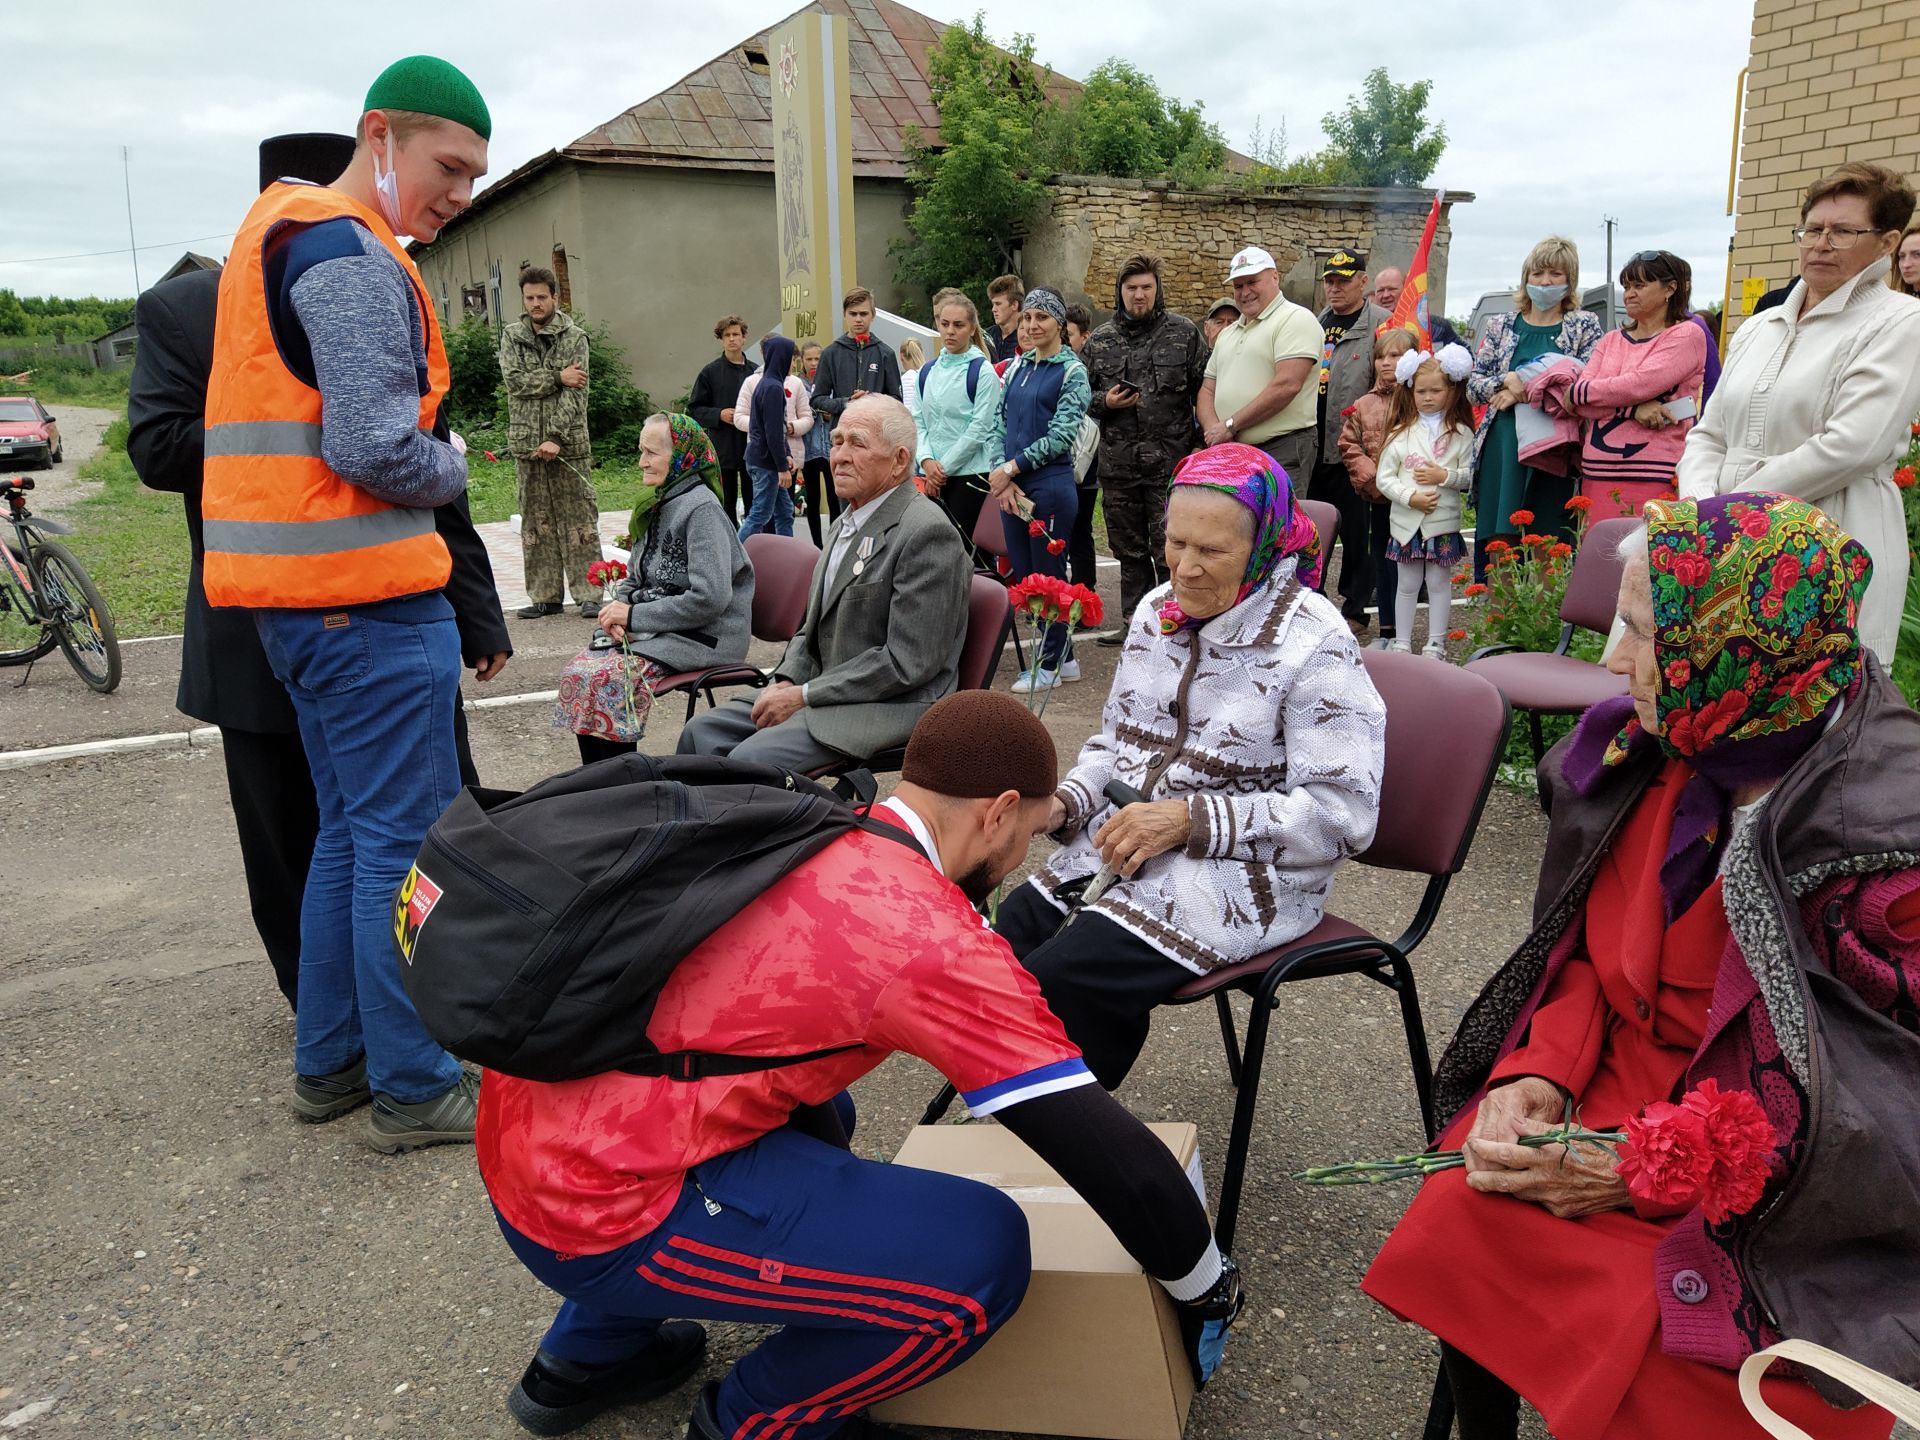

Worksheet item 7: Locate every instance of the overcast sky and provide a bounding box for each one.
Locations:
[4,1,1756,316]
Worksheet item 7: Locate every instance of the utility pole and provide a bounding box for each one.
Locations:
[1602,215,1619,329]
[122,146,141,293]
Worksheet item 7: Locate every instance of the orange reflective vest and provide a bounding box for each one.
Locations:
[202,183,453,608]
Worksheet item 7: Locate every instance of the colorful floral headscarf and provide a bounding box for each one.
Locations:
[1565,491,1870,918]
[1156,443,1322,634]
[627,413,725,546]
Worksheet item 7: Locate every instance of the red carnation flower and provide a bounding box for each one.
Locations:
[1028,519,1047,537]
[1680,1080,1777,1223]
[1046,538,1066,555]
[1895,465,1917,490]
[1617,1100,1715,1210]
[1564,495,1593,512]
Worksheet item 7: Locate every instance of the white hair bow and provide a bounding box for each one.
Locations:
[1393,349,1430,386]
[1435,343,1474,381]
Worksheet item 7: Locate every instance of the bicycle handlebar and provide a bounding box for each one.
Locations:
[2,477,34,492]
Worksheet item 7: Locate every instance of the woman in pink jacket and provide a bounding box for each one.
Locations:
[1566,252,1707,517]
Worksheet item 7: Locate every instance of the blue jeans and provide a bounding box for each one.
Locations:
[738,464,793,540]
[1001,468,1078,669]
[253,595,465,1104]
[495,1096,1030,1440]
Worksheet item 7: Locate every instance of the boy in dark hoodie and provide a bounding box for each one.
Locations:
[808,287,902,433]
[738,334,806,540]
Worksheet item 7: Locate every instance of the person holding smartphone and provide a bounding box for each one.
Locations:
[809,287,903,440]
[1563,250,1708,517]
[1081,255,1207,633]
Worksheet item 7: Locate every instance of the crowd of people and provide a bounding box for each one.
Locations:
[119,49,1920,1440]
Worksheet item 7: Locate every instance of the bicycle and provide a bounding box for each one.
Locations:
[0,475,121,692]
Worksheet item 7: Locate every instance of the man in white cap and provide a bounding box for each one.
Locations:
[1195,246,1323,482]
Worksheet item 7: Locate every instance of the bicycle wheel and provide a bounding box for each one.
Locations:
[32,539,120,692]
[0,544,58,666]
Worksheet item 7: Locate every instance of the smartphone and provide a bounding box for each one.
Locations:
[1114,380,1141,397]
[1663,397,1698,421]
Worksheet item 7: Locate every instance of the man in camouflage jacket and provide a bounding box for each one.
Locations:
[499,268,598,617]
[1081,256,1207,633]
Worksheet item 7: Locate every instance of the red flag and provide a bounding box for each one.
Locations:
[1382,190,1445,349]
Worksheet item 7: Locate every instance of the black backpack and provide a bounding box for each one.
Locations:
[393,753,910,1082]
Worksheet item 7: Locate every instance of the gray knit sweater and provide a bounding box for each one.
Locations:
[615,482,753,673]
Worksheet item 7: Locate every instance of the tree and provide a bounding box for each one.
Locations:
[893,16,1054,304]
[0,289,27,336]
[1315,68,1446,187]
[1048,60,1225,188]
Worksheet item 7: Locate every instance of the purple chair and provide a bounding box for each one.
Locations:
[1463,516,1636,769]
[1165,650,1511,1253]
[648,533,818,722]
[1299,498,1339,594]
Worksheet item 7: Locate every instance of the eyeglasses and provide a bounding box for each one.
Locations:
[1791,225,1886,249]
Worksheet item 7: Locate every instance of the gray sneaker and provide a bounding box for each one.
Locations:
[291,1056,371,1123]
[367,1070,480,1154]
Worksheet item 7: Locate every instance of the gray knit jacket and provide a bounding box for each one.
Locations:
[615,482,753,673]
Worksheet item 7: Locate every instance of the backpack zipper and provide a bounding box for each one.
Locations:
[422,832,546,921]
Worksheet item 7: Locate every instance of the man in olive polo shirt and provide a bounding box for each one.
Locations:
[1195,246,1322,481]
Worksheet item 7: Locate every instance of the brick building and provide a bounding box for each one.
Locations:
[1730,0,1920,333]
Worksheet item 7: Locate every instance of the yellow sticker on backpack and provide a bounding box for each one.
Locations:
[393,863,443,965]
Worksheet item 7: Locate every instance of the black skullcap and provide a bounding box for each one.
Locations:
[901,691,1058,799]
[259,133,357,193]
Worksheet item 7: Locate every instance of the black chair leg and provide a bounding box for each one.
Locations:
[1525,710,1544,770]
[1386,954,1439,1142]
[1213,991,1243,1088]
[1212,981,1278,1253]
[1422,1361,1456,1440]
[920,1082,959,1126]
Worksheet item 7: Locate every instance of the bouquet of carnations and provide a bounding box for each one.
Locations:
[1299,1080,1777,1223]
[586,558,628,599]
[1006,573,1103,717]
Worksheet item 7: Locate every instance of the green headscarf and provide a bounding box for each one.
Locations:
[626,414,727,548]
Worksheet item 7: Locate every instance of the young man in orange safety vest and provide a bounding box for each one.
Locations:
[201,56,493,1153]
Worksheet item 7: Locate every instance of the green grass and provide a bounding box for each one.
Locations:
[60,417,191,637]
[5,365,131,409]
[458,425,646,526]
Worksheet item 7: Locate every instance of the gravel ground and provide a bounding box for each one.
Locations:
[0,599,1578,1440]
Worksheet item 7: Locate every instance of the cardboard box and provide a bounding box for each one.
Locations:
[870,1122,1201,1440]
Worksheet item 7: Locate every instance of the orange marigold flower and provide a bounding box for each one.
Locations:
[1447,629,1468,641]
[1463,583,1489,597]
[1508,509,1535,526]
[1483,539,1512,555]
[1564,495,1593,512]
[1549,542,1574,559]
[1523,533,1550,547]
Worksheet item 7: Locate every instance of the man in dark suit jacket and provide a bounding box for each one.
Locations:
[678,396,969,772]
[126,133,511,1009]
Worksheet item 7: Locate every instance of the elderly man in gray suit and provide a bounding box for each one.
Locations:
[678,395,971,772]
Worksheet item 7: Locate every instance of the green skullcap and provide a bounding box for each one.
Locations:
[364,56,491,141]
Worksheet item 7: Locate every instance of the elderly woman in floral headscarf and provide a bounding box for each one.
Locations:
[994,443,1386,1089]
[1364,492,1920,1440]
[554,413,752,764]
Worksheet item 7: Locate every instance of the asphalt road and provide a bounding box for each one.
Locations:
[0,626,1577,1440]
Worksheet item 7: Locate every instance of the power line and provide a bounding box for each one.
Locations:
[0,232,236,268]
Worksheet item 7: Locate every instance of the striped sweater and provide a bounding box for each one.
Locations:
[1565,323,1707,491]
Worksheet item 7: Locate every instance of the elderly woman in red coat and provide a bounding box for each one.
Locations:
[1364,492,1920,1439]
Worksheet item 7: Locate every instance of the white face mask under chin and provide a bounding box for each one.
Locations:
[372,141,407,236]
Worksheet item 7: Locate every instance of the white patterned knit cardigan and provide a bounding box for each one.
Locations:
[1033,563,1385,974]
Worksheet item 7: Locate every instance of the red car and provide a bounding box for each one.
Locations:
[0,397,62,469]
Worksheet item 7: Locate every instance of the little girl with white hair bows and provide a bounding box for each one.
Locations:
[1374,344,1476,658]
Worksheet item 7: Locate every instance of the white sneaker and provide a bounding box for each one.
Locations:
[1384,640,1412,654]
[1421,644,1450,662]
[1010,667,1060,695]
[1058,658,1081,682]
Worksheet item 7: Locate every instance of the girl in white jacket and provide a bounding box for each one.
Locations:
[1376,345,1476,659]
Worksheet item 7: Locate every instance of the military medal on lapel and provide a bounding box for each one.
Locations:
[852,534,875,577]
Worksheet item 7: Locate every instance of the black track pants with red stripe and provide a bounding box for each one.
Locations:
[496,1118,1032,1440]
